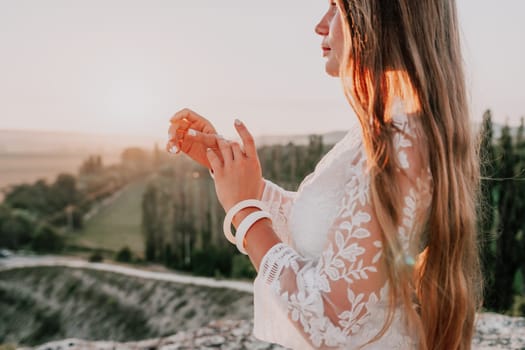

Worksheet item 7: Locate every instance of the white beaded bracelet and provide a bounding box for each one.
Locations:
[235,210,272,255]
[223,199,266,244]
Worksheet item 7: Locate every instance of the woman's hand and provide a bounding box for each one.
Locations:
[206,119,265,213]
[167,108,223,169]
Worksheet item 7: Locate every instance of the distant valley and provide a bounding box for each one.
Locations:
[0,128,348,155]
[0,128,348,190]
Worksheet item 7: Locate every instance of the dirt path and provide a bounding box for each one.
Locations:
[0,254,253,293]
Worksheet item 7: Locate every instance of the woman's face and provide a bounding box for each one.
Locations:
[315,1,344,77]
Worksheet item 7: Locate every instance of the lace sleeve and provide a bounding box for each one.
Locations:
[259,178,297,245]
[256,124,433,348]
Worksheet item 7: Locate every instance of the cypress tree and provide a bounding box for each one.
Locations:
[515,117,525,299]
[478,110,498,309]
[142,184,159,261]
[493,122,521,311]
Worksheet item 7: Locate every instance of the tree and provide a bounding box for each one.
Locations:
[0,207,36,249]
[163,243,174,267]
[492,123,521,311]
[478,110,498,309]
[49,173,80,212]
[79,155,103,175]
[153,143,168,169]
[31,224,64,253]
[514,117,525,298]
[142,184,159,261]
[121,147,150,178]
[4,181,50,215]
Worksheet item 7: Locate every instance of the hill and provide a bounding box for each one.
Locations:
[0,265,254,347]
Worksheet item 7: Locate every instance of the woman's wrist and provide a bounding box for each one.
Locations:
[257,179,266,200]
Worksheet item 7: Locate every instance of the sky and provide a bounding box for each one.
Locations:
[0,0,524,141]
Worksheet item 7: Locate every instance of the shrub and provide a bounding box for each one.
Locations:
[115,246,133,262]
[31,224,64,253]
[190,246,232,277]
[88,251,104,262]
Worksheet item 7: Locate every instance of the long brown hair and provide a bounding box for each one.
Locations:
[336,1,482,349]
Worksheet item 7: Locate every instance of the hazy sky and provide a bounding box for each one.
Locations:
[0,0,524,140]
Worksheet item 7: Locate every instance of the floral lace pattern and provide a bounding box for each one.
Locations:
[254,113,432,349]
[260,179,297,246]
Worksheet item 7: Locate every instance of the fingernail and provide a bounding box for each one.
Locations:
[207,148,212,152]
[188,128,197,137]
[234,118,242,126]
[169,145,179,154]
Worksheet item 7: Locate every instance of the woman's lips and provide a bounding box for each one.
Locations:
[322,47,331,56]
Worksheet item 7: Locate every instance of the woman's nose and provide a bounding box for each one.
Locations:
[315,15,329,36]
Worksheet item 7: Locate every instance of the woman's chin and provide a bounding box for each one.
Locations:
[323,58,340,77]
[325,65,340,77]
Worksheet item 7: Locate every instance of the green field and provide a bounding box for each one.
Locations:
[68,178,148,258]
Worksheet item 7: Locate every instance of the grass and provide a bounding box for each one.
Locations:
[67,178,147,258]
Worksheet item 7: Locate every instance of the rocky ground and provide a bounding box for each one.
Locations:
[17,320,285,350]
[472,313,525,349]
[16,314,525,350]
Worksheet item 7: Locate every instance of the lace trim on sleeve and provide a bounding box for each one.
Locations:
[260,179,297,245]
[260,243,295,285]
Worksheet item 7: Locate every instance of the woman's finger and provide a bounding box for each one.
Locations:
[183,129,220,150]
[170,108,207,124]
[168,127,214,154]
[217,137,233,168]
[166,138,225,166]
[233,119,257,158]
[206,147,221,175]
[231,141,245,161]
[168,120,190,139]
[165,140,181,154]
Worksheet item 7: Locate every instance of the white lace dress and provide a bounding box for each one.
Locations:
[253,110,433,349]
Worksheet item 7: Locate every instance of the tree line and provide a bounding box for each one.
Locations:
[479,111,525,315]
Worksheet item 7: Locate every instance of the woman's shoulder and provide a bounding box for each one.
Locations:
[392,111,432,171]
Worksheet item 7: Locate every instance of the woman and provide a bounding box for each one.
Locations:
[166,0,482,349]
